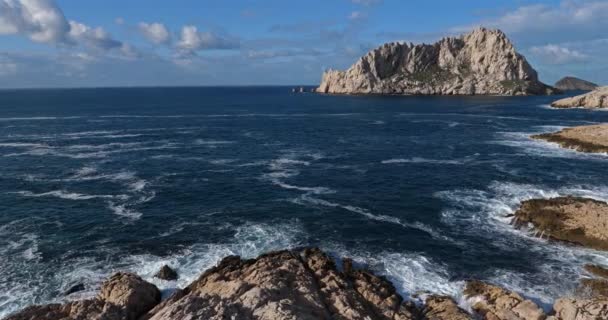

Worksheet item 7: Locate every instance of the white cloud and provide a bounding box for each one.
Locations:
[176,25,239,52]
[530,44,588,64]
[0,56,17,75]
[0,0,70,43]
[0,0,130,54]
[138,22,170,45]
[351,0,382,6]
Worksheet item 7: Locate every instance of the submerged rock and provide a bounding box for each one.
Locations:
[317,28,556,96]
[464,280,546,320]
[154,265,178,281]
[550,86,608,109]
[554,77,598,91]
[63,283,85,296]
[532,124,608,154]
[512,196,608,250]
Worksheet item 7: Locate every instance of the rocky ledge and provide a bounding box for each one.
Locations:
[6,248,608,320]
[316,28,556,96]
[512,196,608,250]
[532,124,608,154]
[550,86,608,109]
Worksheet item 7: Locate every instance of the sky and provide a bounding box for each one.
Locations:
[0,0,606,88]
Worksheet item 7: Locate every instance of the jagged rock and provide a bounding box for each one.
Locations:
[64,283,85,296]
[554,77,598,91]
[144,248,421,320]
[551,86,608,109]
[98,272,161,319]
[578,279,608,298]
[423,295,472,320]
[584,265,608,279]
[532,124,608,154]
[317,28,556,96]
[5,272,158,320]
[552,297,608,320]
[154,265,178,281]
[512,197,608,250]
[464,280,546,320]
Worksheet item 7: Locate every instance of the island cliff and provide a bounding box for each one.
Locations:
[317,28,556,96]
[554,77,598,91]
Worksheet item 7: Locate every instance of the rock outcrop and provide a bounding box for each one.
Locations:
[532,124,608,154]
[554,77,598,91]
[464,281,546,320]
[512,197,608,250]
[6,273,160,320]
[154,265,178,281]
[550,86,608,109]
[317,28,556,96]
[6,248,608,320]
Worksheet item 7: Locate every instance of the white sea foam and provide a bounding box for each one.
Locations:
[434,181,608,304]
[107,202,143,219]
[382,156,474,165]
[0,142,48,148]
[0,116,81,121]
[194,139,235,145]
[13,190,127,201]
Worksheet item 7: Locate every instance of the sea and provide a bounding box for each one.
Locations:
[1,87,608,317]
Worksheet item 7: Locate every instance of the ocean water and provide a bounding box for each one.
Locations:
[1,87,608,317]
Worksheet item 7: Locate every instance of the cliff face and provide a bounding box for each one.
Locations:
[317,28,556,96]
[554,76,598,91]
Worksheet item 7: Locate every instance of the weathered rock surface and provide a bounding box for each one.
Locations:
[552,297,608,320]
[512,196,608,250]
[532,124,608,154]
[8,248,608,320]
[464,281,546,320]
[317,28,556,96]
[554,77,598,91]
[154,265,178,281]
[550,86,608,109]
[6,272,160,320]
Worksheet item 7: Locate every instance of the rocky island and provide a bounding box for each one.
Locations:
[316,28,556,96]
[554,77,598,92]
[5,247,608,320]
[550,86,608,109]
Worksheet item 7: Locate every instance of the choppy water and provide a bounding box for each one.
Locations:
[1,87,608,317]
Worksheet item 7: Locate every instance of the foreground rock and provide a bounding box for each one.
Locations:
[317,28,556,96]
[512,196,608,250]
[7,273,160,320]
[550,86,608,109]
[532,124,608,154]
[7,248,608,320]
[464,281,546,320]
[554,77,598,91]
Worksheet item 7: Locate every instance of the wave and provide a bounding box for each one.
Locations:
[13,190,128,201]
[382,156,475,165]
[434,181,608,304]
[0,142,48,148]
[0,116,81,121]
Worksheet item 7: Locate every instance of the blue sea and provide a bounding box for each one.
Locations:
[1,87,608,317]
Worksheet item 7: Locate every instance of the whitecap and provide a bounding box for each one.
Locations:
[381,157,473,165]
[13,190,128,201]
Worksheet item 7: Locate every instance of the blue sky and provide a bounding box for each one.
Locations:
[0,0,606,88]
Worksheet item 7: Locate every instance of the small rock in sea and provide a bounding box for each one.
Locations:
[155,265,178,281]
[291,88,297,93]
[64,283,85,296]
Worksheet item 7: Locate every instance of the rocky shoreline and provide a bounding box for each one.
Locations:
[532,124,608,154]
[550,86,608,109]
[6,245,608,320]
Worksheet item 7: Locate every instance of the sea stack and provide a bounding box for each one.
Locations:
[317,28,556,96]
[550,86,608,109]
[554,76,599,91]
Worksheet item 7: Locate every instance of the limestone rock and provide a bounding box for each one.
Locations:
[532,124,608,154]
[145,248,421,320]
[464,280,546,320]
[512,197,608,250]
[584,265,608,279]
[98,272,161,319]
[552,297,608,320]
[317,28,556,96]
[551,86,608,109]
[5,272,159,320]
[154,265,178,281]
[554,77,598,91]
[422,295,472,320]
